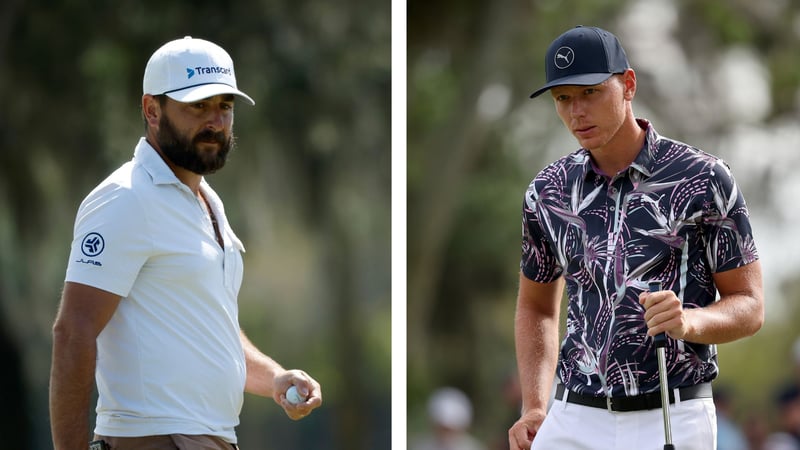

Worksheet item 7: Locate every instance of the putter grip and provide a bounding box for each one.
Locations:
[648,281,667,348]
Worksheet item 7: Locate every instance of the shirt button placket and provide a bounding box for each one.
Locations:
[609,185,618,211]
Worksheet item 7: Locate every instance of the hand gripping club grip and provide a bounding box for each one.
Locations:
[648,281,667,348]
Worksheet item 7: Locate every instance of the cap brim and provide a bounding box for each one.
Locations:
[166,83,255,106]
[529,73,615,98]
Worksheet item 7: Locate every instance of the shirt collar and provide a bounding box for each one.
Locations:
[629,118,660,178]
[133,137,208,190]
[134,137,182,186]
[133,138,241,250]
[581,118,660,181]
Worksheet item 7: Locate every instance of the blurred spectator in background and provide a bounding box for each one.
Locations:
[764,384,800,450]
[744,413,770,450]
[411,387,488,450]
[715,385,748,450]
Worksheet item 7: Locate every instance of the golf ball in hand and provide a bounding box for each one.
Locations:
[286,386,305,404]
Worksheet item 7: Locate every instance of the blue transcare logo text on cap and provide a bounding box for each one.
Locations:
[186,66,233,79]
[554,46,575,69]
[81,232,105,257]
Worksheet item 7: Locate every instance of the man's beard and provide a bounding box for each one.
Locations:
[156,114,235,175]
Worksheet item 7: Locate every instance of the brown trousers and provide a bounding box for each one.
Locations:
[93,434,238,450]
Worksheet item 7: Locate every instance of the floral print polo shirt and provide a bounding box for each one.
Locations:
[520,119,759,397]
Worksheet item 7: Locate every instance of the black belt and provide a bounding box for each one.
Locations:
[555,382,712,412]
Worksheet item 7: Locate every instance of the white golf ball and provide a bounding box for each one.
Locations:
[286,385,305,404]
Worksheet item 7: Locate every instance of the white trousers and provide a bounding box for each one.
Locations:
[531,394,717,450]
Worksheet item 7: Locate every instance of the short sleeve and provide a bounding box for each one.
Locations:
[702,160,759,273]
[520,184,562,282]
[65,183,152,296]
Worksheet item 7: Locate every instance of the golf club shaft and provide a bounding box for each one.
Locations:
[656,346,673,447]
[649,281,675,449]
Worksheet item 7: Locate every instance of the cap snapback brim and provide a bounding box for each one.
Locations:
[165,83,255,106]
[529,72,616,98]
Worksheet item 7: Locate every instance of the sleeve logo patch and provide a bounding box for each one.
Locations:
[81,232,105,257]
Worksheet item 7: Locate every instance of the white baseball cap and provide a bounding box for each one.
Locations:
[427,387,473,431]
[143,36,255,105]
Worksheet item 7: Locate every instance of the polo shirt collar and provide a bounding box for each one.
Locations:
[134,137,187,186]
[582,118,660,181]
[628,118,660,178]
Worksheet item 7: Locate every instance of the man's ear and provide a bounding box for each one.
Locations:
[622,69,637,100]
[142,95,161,128]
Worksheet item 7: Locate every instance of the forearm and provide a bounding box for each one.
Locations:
[683,292,763,344]
[681,261,764,344]
[240,331,285,397]
[50,329,97,450]
[515,296,560,414]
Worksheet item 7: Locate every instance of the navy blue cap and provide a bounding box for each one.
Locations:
[530,26,630,98]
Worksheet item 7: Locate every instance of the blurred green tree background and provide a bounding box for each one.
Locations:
[0,0,390,448]
[409,0,800,448]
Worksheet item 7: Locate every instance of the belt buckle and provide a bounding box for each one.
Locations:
[606,396,614,413]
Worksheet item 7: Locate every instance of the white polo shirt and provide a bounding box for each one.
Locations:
[65,138,246,443]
